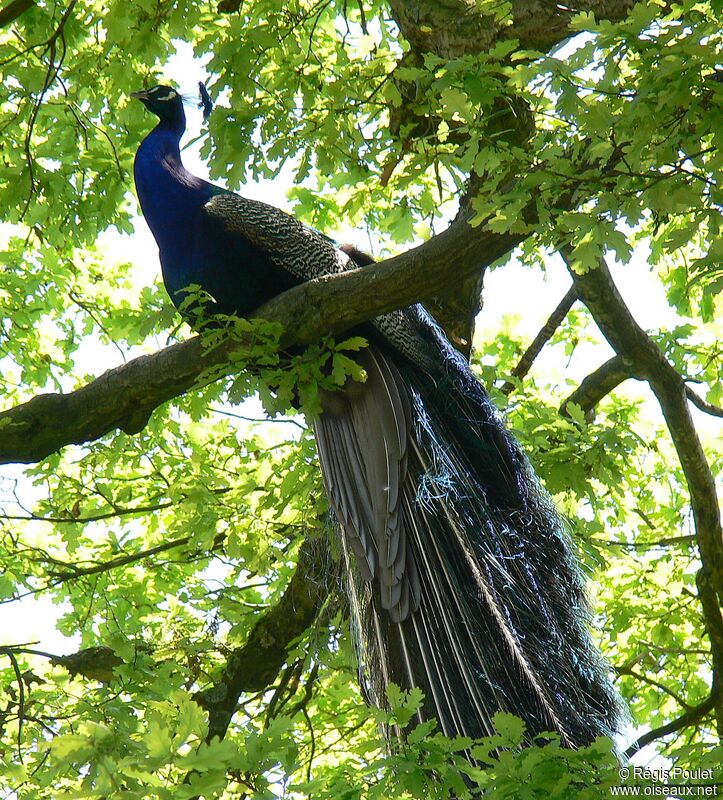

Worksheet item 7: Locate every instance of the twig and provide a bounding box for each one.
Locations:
[20,0,77,212]
[302,705,316,782]
[616,664,691,710]
[356,0,368,34]
[686,386,723,418]
[44,530,226,580]
[3,648,25,763]
[500,284,577,395]
[1,487,231,525]
[591,535,695,550]
[0,530,228,605]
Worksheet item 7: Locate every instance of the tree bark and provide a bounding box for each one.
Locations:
[0,0,34,28]
[389,0,636,58]
[566,253,723,738]
[195,534,331,742]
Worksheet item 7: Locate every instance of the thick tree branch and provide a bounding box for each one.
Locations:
[500,284,577,395]
[624,690,720,758]
[559,354,631,419]
[194,534,331,742]
[389,0,636,58]
[0,644,123,683]
[0,0,33,28]
[1,137,628,468]
[564,252,723,736]
[385,0,643,338]
[0,213,522,466]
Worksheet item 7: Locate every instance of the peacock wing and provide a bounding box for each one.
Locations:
[204,192,350,280]
[314,346,421,623]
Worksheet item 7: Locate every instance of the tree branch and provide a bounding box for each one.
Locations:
[0,213,523,466]
[686,386,723,419]
[624,691,719,758]
[563,252,723,736]
[500,284,577,395]
[1,136,627,469]
[559,354,631,419]
[388,0,637,58]
[194,534,331,742]
[0,644,123,683]
[0,0,33,28]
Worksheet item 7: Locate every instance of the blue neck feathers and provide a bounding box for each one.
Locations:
[133,113,212,255]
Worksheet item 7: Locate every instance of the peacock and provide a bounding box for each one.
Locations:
[131,83,623,748]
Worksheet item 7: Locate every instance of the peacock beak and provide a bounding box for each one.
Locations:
[130,90,151,102]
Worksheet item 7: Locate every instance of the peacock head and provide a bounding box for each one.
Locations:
[131,84,185,126]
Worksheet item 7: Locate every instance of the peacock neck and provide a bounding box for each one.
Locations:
[134,119,212,255]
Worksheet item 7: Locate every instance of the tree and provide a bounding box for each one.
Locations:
[0,0,721,796]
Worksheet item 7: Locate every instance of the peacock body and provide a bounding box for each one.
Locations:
[132,84,623,748]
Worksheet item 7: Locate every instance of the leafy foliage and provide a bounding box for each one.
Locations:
[1,0,721,797]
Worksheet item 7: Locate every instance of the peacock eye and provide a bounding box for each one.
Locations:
[149,86,176,102]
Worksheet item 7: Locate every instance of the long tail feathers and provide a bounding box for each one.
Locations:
[314,330,623,749]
